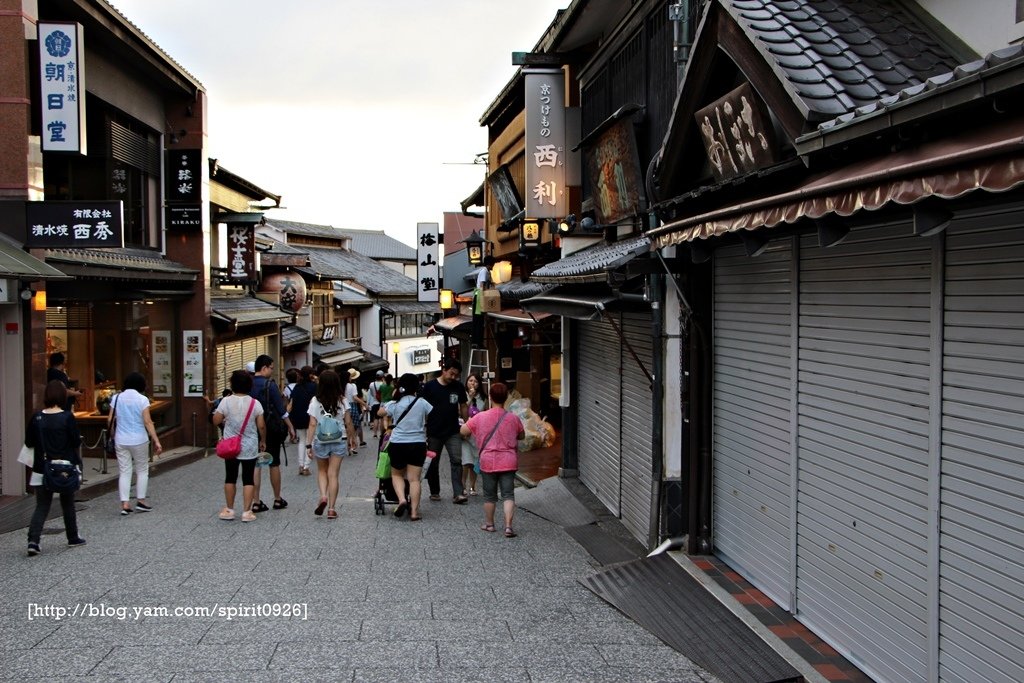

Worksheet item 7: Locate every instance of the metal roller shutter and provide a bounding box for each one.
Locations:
[215,336,269,395]
[940,212,1024,683]
[713,241,794,609]
[620,310,655,545]
[797,225,932,683]
[577,319,622,516]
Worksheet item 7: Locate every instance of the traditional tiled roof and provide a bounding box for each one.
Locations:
[265,241,416,296]
[280,324,311,348]
[266,219,345,241]
[530,236,650,284]
[338,228,416,261]
[211,294,293,326]
[44,247,198,281]
[724,0,965,120]
[495,279,557,302]
[810,43,1024,134]
[378,300,441,315]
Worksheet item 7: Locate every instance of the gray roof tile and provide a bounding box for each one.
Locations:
[266,241,416,296]
[724,0,963,120]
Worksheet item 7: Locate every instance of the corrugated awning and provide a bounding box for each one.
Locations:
[486,309,553,325]
[0,235,69,280]
[519,293,619,321]
[435,315,473,333]
[649,118,1024,248]
[312,339,362,366]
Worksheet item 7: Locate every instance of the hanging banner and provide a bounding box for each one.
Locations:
[151,331,172,398]
[226,224,256,282]
[166,149,202,203]
[182,330,203,397]
[524,68,567,219]
[416,222,439,303]
[39,22,86,154]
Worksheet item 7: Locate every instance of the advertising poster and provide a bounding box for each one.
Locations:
[183,330,203,397]
[152,331,172,398]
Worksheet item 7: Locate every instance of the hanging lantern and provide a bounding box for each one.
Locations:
[259,271,307,312]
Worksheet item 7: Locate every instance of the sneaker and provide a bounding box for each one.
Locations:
[27,543,40,556]
[135,502,152,512]
[241,511,256,523]
[67,538,87,547]
[218,508,235,521]
[120,508,132,516]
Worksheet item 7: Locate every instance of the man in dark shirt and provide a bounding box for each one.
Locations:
[421,358,469,503]
[249,354,295,513]
[47,352,82,411]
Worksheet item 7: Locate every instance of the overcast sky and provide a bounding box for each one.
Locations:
[107,0,569,247]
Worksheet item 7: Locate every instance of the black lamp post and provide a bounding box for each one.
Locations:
[461,230,488,266]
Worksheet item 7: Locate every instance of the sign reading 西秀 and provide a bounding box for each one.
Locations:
[25,201,124,248]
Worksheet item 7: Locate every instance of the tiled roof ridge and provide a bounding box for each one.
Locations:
[725,0,961,119]
[813,43,1024,133]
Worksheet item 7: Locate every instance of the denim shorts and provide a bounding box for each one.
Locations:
[311,440,347,460]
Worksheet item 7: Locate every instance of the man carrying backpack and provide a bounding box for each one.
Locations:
[250,355,295,513]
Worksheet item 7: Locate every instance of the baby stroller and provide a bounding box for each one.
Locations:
[373,430,400,515]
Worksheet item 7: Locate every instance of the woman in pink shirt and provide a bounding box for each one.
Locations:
[460,382,524,537]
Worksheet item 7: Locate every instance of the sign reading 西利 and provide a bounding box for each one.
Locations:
[38,22,86,154]
[25,201,124,248]
[165,149,202,202]
[524,68,566,220]
[417,222,439,303]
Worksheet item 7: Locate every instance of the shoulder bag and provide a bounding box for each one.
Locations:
[474,411,510,474]
[38,412,81,493]
[216,398,256,459]
[105,394,118,456]
[262,380,288,441]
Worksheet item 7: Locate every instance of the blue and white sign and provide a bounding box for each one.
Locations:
[38,22,86,154]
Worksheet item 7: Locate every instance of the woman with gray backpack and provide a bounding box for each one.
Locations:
[305,369,357,520]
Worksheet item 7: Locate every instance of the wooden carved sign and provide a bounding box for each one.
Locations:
[694,82,776,182]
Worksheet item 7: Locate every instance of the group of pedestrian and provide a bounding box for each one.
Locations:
[380,359,525,537]
[23,355,525,557]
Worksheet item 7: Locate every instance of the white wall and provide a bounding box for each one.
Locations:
[918,0,1024,55]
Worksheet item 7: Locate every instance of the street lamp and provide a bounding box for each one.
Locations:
[391,341,400,376]
[439,288,454,312]
[461,230,488,266]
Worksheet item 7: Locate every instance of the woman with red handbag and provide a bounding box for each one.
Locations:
[212,370,266,522]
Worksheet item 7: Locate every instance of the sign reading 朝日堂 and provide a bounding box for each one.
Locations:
[38,22,87,154]
[25,201,124,248]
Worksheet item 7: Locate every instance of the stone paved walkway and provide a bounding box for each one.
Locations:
[0,447,718,682]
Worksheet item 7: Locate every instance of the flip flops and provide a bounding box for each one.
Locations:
[394,501,408,518]
[314,499,327,516]
[480,523,496,533]
[504,527,517,538]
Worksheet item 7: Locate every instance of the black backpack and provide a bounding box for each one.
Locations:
[259,380,288,440]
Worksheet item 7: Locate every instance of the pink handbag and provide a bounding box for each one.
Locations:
[215,398,255,459]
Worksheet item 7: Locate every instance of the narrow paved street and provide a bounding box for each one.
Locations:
[0,449,716,682]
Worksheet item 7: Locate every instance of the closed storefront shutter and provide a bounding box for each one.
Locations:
[713,241,794,609]
[619,310,655,545]
[797,226,932,683]
[940,212,1024,683]
[577,319,622,516]
[215,336,269,394]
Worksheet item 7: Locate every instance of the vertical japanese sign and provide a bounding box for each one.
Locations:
[417,222,439,303]
[165,149,202,202]
[524,68,567,220]
[182,330,203,397]
[38,22,86,154]
[226,224,256,282]
[151,331,172,398]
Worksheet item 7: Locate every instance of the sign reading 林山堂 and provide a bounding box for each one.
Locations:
[417,222,439,303]
[524,68,567,220]
[38,22,86,154]
[25,201,124,248]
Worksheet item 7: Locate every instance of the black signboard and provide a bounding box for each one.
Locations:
[166,204,202,230]
[412,348,431,365]
[487,165,523,222]
[25,200,124,248]
[166,149,202,202]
